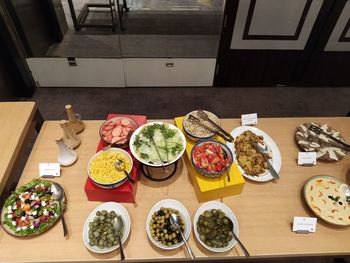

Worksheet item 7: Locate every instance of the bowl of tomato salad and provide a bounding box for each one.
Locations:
[191,140,233,178]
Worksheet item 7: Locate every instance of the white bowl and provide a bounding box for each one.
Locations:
[129,122,186,167]
[82,202,131,254]
[146,199,191,250]
[87,148,133,188]
[193,201,239,253]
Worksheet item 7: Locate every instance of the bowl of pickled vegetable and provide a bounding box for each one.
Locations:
[193,201,239,252]
[146,199,191,250]
[191,140,233,178]
[87,148,133,189]
[82,202,131,254]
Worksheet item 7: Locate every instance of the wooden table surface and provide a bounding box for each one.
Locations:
[0,102,37,196]
[0,117,349,262]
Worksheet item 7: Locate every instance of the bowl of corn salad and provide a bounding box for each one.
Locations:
[87,148,133,189]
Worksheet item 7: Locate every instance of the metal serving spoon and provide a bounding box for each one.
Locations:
[112,216,125,261]
[226,216,250,257]
[114,159,136,184]
[254,142,279,180]
[169,214,195,260]
[51,182,68,237]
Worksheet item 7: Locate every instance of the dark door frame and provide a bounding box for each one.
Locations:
[0,1,35,96]
[214,0,337,87]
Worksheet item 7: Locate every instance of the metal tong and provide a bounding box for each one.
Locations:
[308,124,350,151]
[192,110,234,142]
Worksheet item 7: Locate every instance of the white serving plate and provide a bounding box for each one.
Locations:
[193,201,239,253]
[82,202,131,254]
[146,199,191,250]
[226,126,282,182]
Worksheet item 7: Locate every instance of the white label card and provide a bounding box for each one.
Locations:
[293,216,317,233]
[39,163,60,177]
[241,113,258,126]
[298,152,317,166]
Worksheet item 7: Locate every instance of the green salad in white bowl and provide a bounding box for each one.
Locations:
[129,122,186,167]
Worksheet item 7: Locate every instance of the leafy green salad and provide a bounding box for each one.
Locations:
[2,179,62,236]
[132,123,184,165]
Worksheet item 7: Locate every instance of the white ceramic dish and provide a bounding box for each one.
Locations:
[193,201,239,253]
[82,202,131,254]
[129,122,186,167]
[226,126,282,182]
[146,199,191,250]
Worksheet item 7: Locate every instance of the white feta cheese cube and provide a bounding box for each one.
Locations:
[16,227,21,231]
[30,225,34,229]
[43,210,49,216]
[41,201,46,206]
[12,204,17,210]
[21,226,28,230]
[32,210,37,216]
[12,221,17,226]
[21,216,26,221]
[7,214,12,219]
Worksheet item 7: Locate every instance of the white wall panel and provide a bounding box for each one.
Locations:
[230,0,323,50]
[249,0,307,36]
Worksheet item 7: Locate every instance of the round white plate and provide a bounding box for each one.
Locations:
[193,201,239,253]
[226,126,282,182]
[82,202,131,254]
[146,199,191,250]
[129,122,186,167]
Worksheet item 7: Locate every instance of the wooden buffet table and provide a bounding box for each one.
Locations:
[0,102,42,199]
[0,117,349,262]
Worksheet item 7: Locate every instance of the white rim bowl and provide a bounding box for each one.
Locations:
[82,202,131,254]
[146,199,191,250]
[87,148,133,188]
[129,122,186,167]
[193,201,239,253]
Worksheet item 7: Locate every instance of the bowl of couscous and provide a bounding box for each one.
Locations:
[182,110,220,141]
[87,148,133,189]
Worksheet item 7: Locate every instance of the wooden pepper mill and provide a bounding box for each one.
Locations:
[65,104,85,134]
[59,120,81,149]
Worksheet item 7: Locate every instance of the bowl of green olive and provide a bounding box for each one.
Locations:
[82,202,131,253]
[193,201,239,253]
[146,199,191,250]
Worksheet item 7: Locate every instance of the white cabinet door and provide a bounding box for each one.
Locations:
[27,58,125,87]
[123,58,216,87]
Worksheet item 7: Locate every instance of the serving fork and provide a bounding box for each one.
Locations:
[189,115,233,142]
[196,109,235,142]
[308,124,350,150]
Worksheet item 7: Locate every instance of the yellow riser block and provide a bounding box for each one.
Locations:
[174,117,245,202]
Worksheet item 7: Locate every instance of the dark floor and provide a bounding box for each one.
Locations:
[22,86,350,120]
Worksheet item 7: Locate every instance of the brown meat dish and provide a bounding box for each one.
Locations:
[234,131,268,176]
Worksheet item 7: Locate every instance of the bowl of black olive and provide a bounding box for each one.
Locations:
[193,201,239,252]
[146,199,191,250]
